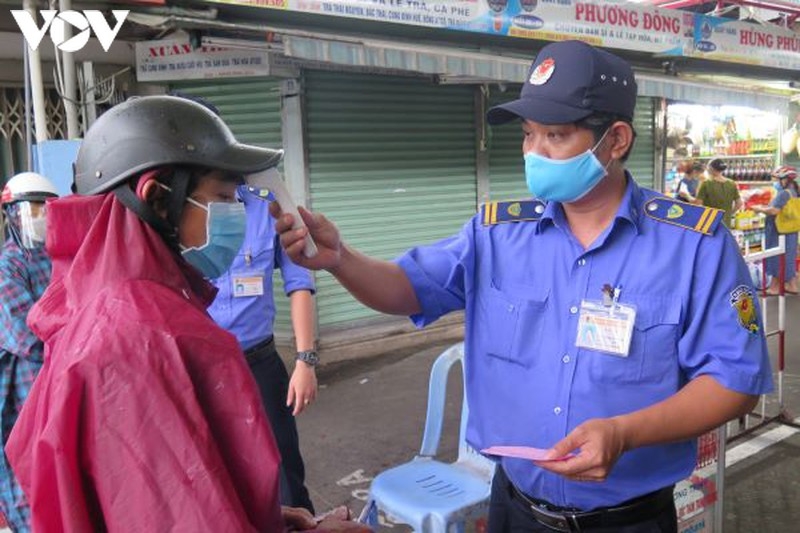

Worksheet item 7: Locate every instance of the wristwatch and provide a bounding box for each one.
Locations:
[296,350,320,367]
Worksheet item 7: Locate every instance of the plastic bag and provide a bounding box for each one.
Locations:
[776,197,800,234]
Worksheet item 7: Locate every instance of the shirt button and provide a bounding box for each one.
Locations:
[562,355,570,363]
[554,407,562,415]
[578,259,586,266]
[507,304,515,312]
[570,306,578,314]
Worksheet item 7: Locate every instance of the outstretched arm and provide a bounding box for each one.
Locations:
[271,204,420,316]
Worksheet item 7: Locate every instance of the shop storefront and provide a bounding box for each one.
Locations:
[663,102,786,252]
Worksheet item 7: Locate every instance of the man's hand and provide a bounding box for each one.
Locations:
[271,203,342,271]
[536,418,627,482]
[287,361,318,416]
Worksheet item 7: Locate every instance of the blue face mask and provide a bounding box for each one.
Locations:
[180,199,246,279]
[524,131,611,203]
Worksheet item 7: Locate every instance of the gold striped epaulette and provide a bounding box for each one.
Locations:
[481,199,546,226]
[643,197,722,235]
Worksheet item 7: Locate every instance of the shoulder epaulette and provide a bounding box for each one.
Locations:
[643,197,722,235]
[481,199,546,226]
[246,186,272,201]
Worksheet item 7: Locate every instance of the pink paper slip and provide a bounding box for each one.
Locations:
[481,445,575,462]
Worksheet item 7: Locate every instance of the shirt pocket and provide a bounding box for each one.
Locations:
[586,295,681,384]
[475,281,549,368]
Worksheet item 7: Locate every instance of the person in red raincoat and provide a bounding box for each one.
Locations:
[6,96,368,533]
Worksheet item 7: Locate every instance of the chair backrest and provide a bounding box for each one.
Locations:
[418,342,495,479]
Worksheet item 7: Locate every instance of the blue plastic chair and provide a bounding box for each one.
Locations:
[359,342,495,532]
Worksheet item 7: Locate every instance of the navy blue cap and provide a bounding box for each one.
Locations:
[488,40,637,125]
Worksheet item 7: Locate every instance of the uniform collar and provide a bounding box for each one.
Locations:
[536,172,643,235]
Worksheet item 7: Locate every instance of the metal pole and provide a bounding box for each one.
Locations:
[23,37,33,170]
[713,426,726,533]
[23,0,49,143]
[60,0,80,138]
[82,61,97,128]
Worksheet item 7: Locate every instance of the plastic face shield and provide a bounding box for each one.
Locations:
[17,201,47,249]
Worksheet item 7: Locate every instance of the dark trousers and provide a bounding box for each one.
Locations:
[488,467,677,533]
[245,338,315,513]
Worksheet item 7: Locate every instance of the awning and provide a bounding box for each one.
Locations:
[282,34,530,83]
[282,34,789,113]
[126,10,791,113]
[636,73,789,114]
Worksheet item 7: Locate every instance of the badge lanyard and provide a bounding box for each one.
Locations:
[574,227,638,357]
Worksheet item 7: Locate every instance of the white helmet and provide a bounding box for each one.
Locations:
[1,172,59,205]
[2,172,59,250]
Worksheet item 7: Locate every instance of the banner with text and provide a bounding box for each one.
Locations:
[688,14,800,71]
[135,37,272,82]
[206,0,689,55]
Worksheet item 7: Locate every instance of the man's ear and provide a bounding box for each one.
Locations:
[608,121,634,161]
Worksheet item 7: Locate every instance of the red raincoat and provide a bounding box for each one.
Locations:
[7,194,284,532]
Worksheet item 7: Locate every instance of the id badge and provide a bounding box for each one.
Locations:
[232,272,265,297]
[575,299,636,357]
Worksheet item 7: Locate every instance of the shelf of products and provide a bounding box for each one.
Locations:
[714,155,776,182]
[731,211,767,254]
[665,104,782,196]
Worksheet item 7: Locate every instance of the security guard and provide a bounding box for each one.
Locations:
[272,41,773,532]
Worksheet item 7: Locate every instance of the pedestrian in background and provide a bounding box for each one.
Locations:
[674,160,704,204]
[272,41,772,532]
[697,158,742,227]
[753,165,799,295]
[0,173,58,532]
[209,184,318,513]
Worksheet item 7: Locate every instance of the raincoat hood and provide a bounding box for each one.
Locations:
[28,193,216,342]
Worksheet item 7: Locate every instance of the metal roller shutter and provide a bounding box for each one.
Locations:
[305,70,477,328]
[487,85,527,201]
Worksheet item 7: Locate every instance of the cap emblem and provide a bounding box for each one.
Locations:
[529,58,555,86]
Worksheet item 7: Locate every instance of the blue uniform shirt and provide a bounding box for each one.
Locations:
[208,186,315,350]
[396,176,772,510]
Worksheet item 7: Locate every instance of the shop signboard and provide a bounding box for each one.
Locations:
[205,0,689,55]
[688,14,800,71]
[674,472,717,532]
[674,430,722,533]
[135,37,272,81]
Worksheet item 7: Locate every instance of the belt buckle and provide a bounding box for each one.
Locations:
[528,504,581,532]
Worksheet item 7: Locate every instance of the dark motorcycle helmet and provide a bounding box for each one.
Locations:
[73,95,282,195]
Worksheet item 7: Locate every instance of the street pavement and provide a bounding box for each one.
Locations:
[298,293,800,532]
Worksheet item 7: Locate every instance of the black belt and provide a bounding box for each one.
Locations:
[509,482,674,532]
[243,335,275,364]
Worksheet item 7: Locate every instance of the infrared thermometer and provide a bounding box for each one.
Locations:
[248,167,318,258]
